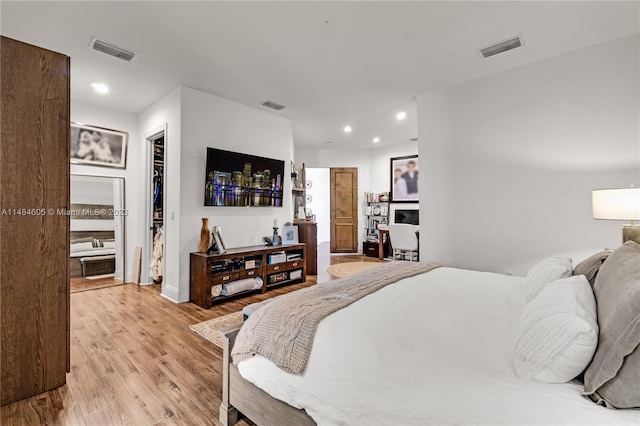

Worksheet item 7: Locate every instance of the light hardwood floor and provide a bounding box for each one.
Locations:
[70,277,125,294]
[1,245,381,425]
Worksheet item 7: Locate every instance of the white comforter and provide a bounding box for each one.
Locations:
[70,248,116,258]
[237,267,639,425]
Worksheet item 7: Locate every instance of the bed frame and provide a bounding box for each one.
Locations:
[220,324,316,426]
[69,230,115,278]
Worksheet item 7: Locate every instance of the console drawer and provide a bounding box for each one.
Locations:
[266,263,285,274]
[287,260,303,269]
[239,268,260,279]
[212,272,240,285]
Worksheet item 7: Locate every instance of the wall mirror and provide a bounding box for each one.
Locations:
[70,174,126,283]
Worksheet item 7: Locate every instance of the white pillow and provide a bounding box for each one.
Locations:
[102,241,116,249]
[70,241,94,253]
[524,256,572,301]
[514,275,598,383]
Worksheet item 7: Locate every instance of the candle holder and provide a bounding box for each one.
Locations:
[272,227,282,246]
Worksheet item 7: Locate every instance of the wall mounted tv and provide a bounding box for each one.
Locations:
[204,147,285,207]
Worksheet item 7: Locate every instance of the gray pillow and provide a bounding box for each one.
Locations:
[573,250,612,287]
[583,241,640,408]
[70,237,93,245]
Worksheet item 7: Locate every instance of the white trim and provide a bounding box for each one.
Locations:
[161,285,180,302]
[160,284,189,303]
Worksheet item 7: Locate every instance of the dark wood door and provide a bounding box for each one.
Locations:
[330,168,358,253]
[1,36,70,406]
[297,222,317,275]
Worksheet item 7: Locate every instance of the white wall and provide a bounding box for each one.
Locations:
[417,35,640,275]
[296,148,371,251]
[305,168,330,243]
[70,100,143,282]
[138,87,182,300]
[70,177,114,232]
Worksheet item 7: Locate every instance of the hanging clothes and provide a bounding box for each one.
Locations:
[152,226,163,282]
[153,168,163,217]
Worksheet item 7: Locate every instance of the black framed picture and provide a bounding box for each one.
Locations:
[71,122,128,169]
[390,155,419,202]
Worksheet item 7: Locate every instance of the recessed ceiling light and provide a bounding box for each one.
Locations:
[91,82,109,94]
[343,125,352,133]
[373,137,380,143]
[396,111,407,121]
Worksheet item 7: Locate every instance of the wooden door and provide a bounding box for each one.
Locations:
[330,168,358,253]
[1,36,70,406]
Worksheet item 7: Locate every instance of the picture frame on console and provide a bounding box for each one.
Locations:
[282,225,299,245]
[210,226,226,255]
[70,122,128,169]
[390,155,419,202]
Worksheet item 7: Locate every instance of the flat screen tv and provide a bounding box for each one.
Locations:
[204,148,285,207]
[394,209,419,225]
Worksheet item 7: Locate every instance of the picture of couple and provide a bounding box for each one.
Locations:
[71,123,128,169]
[391,155,419,202]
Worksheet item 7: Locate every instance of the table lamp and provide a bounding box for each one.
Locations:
[592,187,640,244]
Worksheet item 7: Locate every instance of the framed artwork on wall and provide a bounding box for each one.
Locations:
[70,122,128,169]
[390,155,419,203]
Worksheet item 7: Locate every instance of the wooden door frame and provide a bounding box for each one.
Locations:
[330,167,358,253]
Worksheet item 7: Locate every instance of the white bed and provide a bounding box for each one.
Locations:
[69,248,116,258]
[237,267,639,425]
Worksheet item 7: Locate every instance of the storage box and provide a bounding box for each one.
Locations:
[269,272,287,284]
[289,269,303,280]
[268,253,287,264]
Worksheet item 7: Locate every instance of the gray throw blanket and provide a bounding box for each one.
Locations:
[232,261,439,374]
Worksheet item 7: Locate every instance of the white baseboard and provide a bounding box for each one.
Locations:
[161,285,180,302]
[160,285,190,303]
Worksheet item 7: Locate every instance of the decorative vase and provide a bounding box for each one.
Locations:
[199,218,210,253]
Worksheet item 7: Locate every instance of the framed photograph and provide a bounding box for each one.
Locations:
[282,225,299,245]
[212,226,226,254]
[71,122,128,169]
[390,155,419,202]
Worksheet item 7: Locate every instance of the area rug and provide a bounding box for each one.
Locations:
[190,311,243,349]
[327,261,383,278]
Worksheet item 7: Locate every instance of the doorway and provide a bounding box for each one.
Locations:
[142,126,166,286]
[330,167,358,253]
[69,174,126,293]
[305,168,330,243]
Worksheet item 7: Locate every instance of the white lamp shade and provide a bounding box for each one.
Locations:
[592,188,640,220]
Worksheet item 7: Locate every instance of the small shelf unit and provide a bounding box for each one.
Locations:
[364,192,389,243]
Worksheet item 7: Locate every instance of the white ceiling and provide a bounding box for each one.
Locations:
[1,1,638,149]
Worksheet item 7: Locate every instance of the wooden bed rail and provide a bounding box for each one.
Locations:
[220,324,242,426]
[220,323,317,426]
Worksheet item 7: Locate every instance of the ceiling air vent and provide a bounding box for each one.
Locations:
[479,35,523,58]
[89,37,137,62]
[262,100,286,111]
